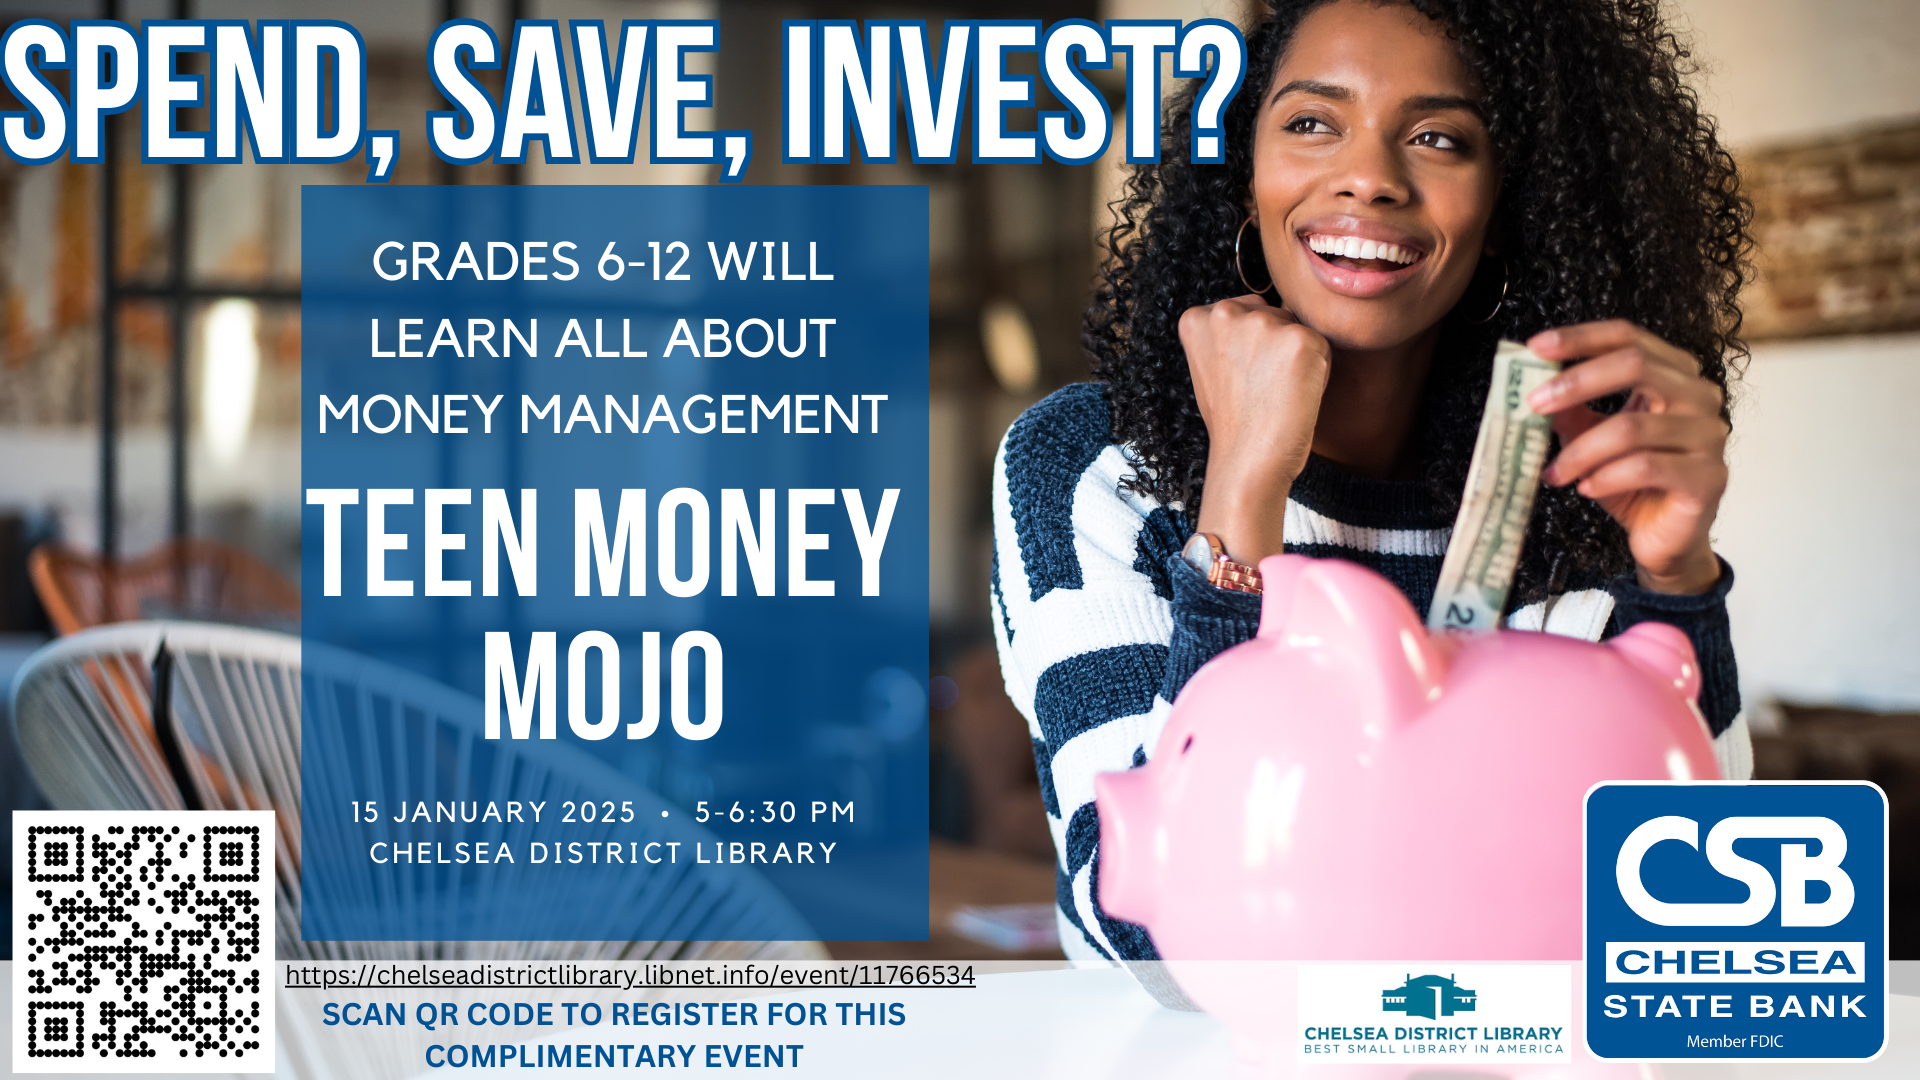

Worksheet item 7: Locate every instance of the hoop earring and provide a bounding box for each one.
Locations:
[1470,255,1509,324]
[1234,217,1274,296]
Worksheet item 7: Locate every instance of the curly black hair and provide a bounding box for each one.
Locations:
[1087,0,1753,606]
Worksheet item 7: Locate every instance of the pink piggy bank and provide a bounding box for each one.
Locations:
[1095,555,1717,1074]
[1097,553,1717,960]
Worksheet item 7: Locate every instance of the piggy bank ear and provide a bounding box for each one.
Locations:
[1255,554,1446,712]
[1253,553,1311,632]
[1608,621,1702,704]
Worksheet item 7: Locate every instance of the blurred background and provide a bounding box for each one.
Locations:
[0,0,1915,960]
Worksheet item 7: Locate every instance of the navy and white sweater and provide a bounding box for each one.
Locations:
[989,382,1750,963]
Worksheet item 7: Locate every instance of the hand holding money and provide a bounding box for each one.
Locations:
[1427,324,1729,634]
[1525,319,1728,596]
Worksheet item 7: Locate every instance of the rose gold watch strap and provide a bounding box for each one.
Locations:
[1208,556,1264,594]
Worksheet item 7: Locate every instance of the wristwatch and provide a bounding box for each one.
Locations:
[1181,533,1263,595]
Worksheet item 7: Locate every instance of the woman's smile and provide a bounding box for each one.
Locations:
[1296,216,1429,298]
[1305,235,1420,268]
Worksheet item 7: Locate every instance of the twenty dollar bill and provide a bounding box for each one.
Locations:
[1428,340,1562,634]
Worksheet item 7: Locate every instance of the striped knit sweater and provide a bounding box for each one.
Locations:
[989,381,1750,963]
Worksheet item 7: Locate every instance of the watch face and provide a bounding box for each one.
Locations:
[1181,533,1215,575]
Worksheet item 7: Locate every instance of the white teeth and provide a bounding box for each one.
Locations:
[1306,233,1419,265]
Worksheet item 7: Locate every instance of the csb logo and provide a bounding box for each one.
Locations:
[1616,815,1853,926]
[1585,783,1887,1061]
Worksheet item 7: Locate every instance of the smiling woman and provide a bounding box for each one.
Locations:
[991,0,1755,965]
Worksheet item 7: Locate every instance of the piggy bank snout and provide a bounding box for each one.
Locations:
[1093,767,1159,927]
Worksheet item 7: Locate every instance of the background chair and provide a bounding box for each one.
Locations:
[28,539,301,636]
[9,620,822,962]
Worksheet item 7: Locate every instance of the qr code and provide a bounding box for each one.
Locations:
[13,811,276,1073]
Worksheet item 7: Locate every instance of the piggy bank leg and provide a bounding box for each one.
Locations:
[1156,961,1303,1077]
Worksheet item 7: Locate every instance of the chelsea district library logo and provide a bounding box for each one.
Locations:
[1584,782,1888,1060]
[1297,966,1570,1064]
[1382,973,1476,1019]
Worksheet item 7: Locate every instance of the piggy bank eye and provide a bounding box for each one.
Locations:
[1181,735,1194,755]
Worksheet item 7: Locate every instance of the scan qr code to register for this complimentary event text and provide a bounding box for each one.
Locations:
[12,811,276,1072]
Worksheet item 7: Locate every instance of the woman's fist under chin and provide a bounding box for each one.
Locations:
[1179,293,1333,563]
